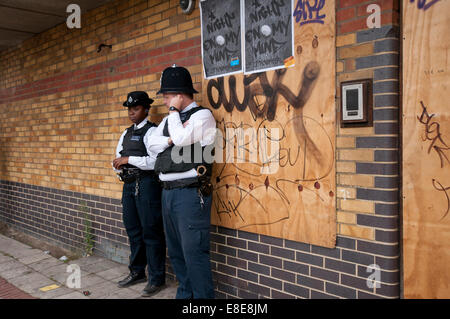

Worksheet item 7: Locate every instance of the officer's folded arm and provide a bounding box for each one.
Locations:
[167,110,216,147]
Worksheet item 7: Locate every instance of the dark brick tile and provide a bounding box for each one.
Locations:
[374,67,399,81]
[260,275,282,290]
[356,163,398,175]
[248,241,270,254]
[248,282,271,297]
[326,282,356,299]
[342,250,374,266]
[375,203,398,216]
[271,246,295,260]
[296,252,323,267]
[310,267,339,283]
[218,226,237,236]
[374,39,399,53]
[356,136,398,148]
[357,188,398,202]
[237,249,258,262]
[311,245,340,259]
[218,244,237,257]
[375,256,399,271]
[285,240,311,252]
[297,274,324,291]
[336,236,356,250]
[217,282,238,296]
[376,283,400,298]
[284,283,309,298]
[227,237,247,249]
[237,269,258,283]
[271,290,295,299]
[357,240,399,257]
[374,122,399,135]
[260,234,284,247]
[325,258,356,275]
[311,290,339,299]
[238,289,258,299]
[374,150,398,162]
[341,274,373,292]
[259,255,282,268]
[373,81,398,94]
[374,95,399,108]
[237,230,259,241]
[357,25,399,43]
[248,262,270,276]
[283,260,309,275]
[357,214,398,229]
[355,53,399,69]
[357,291,385,299]
[271,268,295,282]
[374,176,398,189]
[227,256,247,269]
[375,230,399,243]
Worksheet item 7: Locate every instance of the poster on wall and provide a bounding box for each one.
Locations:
[200,0,243,79]
[243,0,295,74]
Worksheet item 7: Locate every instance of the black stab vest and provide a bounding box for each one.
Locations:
[154,106,214,176]
[120,121,156,168]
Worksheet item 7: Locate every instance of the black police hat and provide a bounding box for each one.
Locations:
[157,64,199,95]
[123,91,154,108]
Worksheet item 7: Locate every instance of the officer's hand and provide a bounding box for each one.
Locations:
[169,94,183,111]
[113,157,128,169]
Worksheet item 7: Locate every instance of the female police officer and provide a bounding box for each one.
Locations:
[112,91,166,297]
[148,65,216,299]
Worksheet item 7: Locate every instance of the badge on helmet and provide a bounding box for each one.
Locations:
[157,64,199,95]
[123,91,154,108]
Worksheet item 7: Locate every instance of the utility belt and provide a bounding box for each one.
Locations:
[161,166,213,197]
[118,168,156,184]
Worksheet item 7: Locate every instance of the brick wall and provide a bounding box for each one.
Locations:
[0,0,401,298]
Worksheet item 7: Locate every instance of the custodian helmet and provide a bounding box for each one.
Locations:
[157,64,199,95]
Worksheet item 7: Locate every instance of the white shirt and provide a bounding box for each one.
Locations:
[114,119,161,171]
[147,101,216,181]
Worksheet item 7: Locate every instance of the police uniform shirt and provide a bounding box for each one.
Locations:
[114,118,161,171]
[148,101,216,182]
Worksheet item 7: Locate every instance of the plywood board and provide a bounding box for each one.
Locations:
[402,0,450,298]
[201,0,336,247]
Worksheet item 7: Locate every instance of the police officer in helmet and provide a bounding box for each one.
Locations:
[113,91,166,297]
[148,65,216,299]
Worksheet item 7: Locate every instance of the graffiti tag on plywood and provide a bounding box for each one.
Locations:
[418,101,450,220]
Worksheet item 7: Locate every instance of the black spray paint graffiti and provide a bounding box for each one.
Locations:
[417,101,449,168]
[207,61,322,164]
[418,101,450,220]
[409,0,441,11]
[211,113,334,228]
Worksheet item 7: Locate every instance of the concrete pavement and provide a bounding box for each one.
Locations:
[0,234,177,299]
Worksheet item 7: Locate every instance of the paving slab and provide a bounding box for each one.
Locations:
[27,257,62,272]
[0,265,33,280]
[0,254,14,264]
[0,260,24,272]
[18,252,52,265]
[95,265,129,281]
[7,272,55,294]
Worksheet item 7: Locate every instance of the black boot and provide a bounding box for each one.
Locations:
[141,282,165,297]
[117,271,147,288]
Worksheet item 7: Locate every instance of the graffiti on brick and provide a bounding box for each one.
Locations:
[293,0,326,26]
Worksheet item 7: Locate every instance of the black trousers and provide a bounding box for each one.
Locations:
[122,174,165,286]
